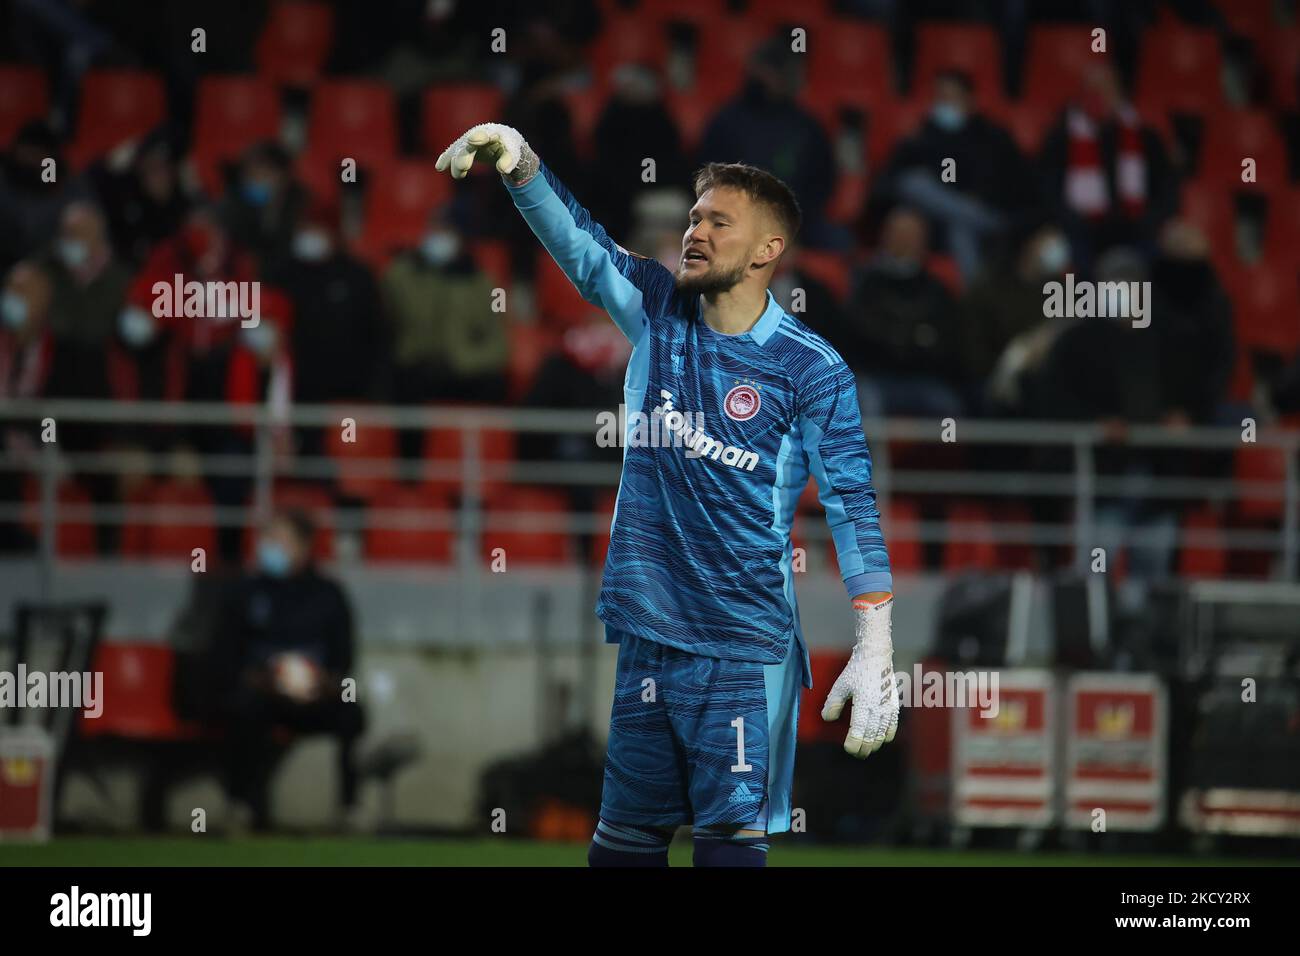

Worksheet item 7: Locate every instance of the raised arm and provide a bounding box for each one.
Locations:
[436,123,674,344]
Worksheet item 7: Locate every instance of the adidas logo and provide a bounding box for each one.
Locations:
[727,782,757,805]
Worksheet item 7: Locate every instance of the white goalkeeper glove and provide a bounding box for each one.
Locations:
[435,122,538,185]
[820,595,900,758]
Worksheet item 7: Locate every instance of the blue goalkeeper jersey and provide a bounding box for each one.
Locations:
[506,163,891,678]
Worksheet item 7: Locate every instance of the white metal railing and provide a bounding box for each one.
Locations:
[2,399,1298,600]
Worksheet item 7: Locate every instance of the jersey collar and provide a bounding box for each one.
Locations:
[694,289,786,346]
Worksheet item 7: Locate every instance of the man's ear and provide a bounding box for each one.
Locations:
[753,234,785,269]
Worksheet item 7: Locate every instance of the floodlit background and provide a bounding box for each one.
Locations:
[0,0,1298,864]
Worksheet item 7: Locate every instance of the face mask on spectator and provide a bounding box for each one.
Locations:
[292,229,331,262]
[241,180,272,207]
[58,238,89,270]
[931,103,967,132]
[1,292,27,330]
[421,231,460,266]
[242,322,277,357]
[118,306,157,346]
[1037,235,1070,276]
[257,538,291,577]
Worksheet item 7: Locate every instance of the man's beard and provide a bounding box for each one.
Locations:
[674,258,747,296]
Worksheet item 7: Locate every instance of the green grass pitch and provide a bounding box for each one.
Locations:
[0,837,1280,867]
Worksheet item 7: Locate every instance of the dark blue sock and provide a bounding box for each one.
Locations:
[587,818,671,867]
[692,829,769,867]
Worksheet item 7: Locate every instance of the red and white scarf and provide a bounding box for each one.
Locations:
[1064,105,1147,219]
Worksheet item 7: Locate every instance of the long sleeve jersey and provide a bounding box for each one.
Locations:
[506,163,891,682]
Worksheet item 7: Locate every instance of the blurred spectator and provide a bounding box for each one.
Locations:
[270,200,382,409]
[962,223,1072,414]
[381,207,509,457]
[1033,248,1179,581]
[696,39,839,249]
[91,128,192,267]
[836,207,964,418]
[44,201,131,406]
[0,121,93,276]
[0,261,54,551]
[881,70,1034,281]
[218,141,308,277]
[123,207,257,403]
[587,64,690,244]
[1038,63,1175,272]
[213,508,364,832]
[1148,220,1234,425]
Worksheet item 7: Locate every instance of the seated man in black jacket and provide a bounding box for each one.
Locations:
[215,507,364,831]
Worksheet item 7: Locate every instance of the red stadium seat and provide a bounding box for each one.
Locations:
[121,480,217,560]
[357,159,451,264]
[713,14,780,81]
[1179,180,1237,273]
[294,146,344,206]
[0,65,48,148]
[68,69,166,170]
[1136,25,1224,114]
[663,85,730,152]
[535,251,606,328]
[1022,26,1104,112]
[324,414,400,500]
[589,14,669,86]
[881,498,923,574]
[989,99,1055,155]
[806,22,892,108]
[991,502,1035,570]
[1219,259,1300,355]
[469,238,512,289]
[1218,0,1278,48]
[254,0,335,87]
[942,501,998,571]
[422,84,506,158]
[364,484,454,563]
[507,322,557,401]
[308,80,397,168]
[1265,28,1300,111]
[747,0,831,19]
[865,95,928,172]
[926,253,963,296]
[561,85,608,158]
[799,649,849,742]
[642,0,723,26]
[79,644,201,741]
[1234,444,1288,523]
[422,427,516,497]
[1178,506,1227,579]
[22,477,96,557]
[480,486,575,564]
[796,249,851,302]
[192,75,282,197]
[589,488,620,567]
[1263,188,1300,267]
[913,23,1004,113]
[1196,109,1290,191]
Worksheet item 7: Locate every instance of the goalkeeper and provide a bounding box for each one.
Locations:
[436,125,897,867]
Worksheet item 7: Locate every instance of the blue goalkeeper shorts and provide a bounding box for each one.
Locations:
[598,627,802,834]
